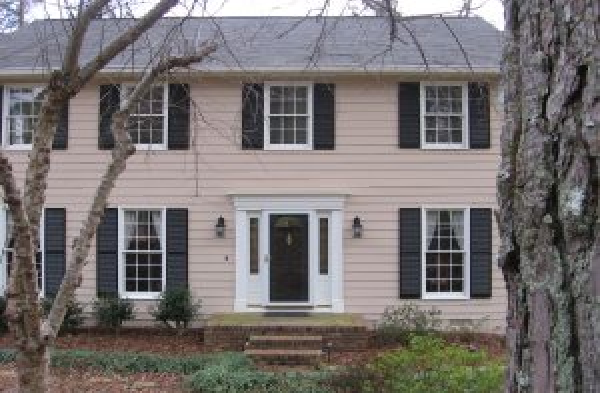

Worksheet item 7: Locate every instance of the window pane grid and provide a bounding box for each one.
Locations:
[425,209,465,294]
[6,87,43,146]
[124,86,165,145]
[423,85,464,145]
[268,85,309,145]
[122,209,163,294]
[4,212,43,291]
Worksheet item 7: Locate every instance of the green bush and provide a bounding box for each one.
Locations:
[93,296,134,331]
[42,297,84,334]
[149,288,201,332]
[185,367,331,393]
[366,335,504,393]
[0,297,8,335]
[0,347,250,375]
[375,304,442,345]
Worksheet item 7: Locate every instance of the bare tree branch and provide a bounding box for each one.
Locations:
[75,0,179,88]
[62,0,112,76]
[43,43,217,340]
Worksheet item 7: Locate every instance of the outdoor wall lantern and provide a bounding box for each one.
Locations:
[215,216,226,238]
[352,216,363,238]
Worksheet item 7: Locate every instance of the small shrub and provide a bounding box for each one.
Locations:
[42,297,85,334]
[0,297,8,335]
[375,303,442,345]
[93,296,134,331]
[185,367,332,393]
[149,288,201,332]
[368,335,504,393]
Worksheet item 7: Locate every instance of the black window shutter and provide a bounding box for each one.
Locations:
[468,82,491,149]
[313,83,335,150]
[470,208,492,298]
[52,101,69,150]
[168,84,190,150]
[0,86,3,144]
[166,209,188,290]
[98,85,120,150]
[241,83,264,149]
[398,83,421,149]
[399,208,422,298]
[44,208,66,297]
[96,208,118,297]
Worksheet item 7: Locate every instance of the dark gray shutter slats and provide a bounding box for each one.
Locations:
[168,84,190,150]
[399,208,422,298]
[398,83,421,149]
[0,86,3,144]
[470,208,492,298]
[44,208,66,297]
[241,83,264,149]
[468,82,491,149]
[313,83,335,150]
[96,208,118,297]
[99,85,120,150]
[166,209,188,290]
[52,101,69,150]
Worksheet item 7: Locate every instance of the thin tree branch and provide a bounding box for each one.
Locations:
[75,0,179,89]
[62,0,112,77]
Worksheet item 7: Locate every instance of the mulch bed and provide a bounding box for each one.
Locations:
[0,328,208,356]
[0,365,183,393]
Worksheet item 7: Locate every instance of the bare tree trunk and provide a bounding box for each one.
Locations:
[0,0,217,390]
[498,1,599,392]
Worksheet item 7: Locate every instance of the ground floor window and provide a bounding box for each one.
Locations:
[1,210,44,295]
[119,208,165,298]
[423,208,469,298]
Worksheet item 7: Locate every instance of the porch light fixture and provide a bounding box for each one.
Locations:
[352,216,363,238]
[215,216,226,238]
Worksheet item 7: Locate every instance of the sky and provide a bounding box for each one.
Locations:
[32,0,505,30]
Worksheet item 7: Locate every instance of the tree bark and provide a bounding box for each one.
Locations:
[498,1,599,392]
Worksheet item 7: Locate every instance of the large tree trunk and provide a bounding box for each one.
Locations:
[498,1,599,392]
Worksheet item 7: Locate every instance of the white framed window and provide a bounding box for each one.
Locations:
[122,84,168,150]
[421,82,468,149]
[248,213,260,275]
[118,208,166,299]
[422,208,470,299]
[264,83,312,150]
[318,214,330,275]
[0,209,44,296]
[2,86,44,149]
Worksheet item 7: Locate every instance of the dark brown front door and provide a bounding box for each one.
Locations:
[269,214,309,302]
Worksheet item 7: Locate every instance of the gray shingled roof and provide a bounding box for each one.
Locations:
[0,16,502,74]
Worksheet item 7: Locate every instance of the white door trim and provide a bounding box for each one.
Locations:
[232,195,345,312]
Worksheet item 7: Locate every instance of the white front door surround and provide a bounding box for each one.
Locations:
[232,194,345,312]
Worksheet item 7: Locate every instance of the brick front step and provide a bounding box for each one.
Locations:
[247,335,323,350]
[245,349,323,365]
[205,315,371,352]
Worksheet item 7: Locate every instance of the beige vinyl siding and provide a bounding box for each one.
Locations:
[1,76,505,332]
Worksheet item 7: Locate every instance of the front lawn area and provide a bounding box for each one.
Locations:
[0,331,505,392]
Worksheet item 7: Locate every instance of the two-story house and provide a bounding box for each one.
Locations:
[0,16,505,332]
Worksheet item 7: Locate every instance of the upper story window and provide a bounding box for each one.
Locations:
[423,208,469,299]
[264,83,312,150]
[421,83,468,149]
[122,85,168,150]
[119,208,165,299]
[3,86,43,149]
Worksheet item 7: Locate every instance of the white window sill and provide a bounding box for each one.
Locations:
[421,144,468,150]
[120,292,163,300]
[264,144,312,151]
[134,144,167,151]
[422,293,470,300]
[2,144,33,150]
